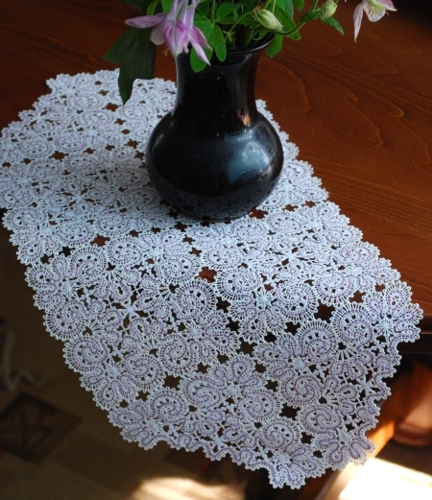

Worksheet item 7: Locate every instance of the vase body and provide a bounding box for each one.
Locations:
[146,39,283,220]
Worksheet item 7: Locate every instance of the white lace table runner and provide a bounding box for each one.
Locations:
[0,70,422,489]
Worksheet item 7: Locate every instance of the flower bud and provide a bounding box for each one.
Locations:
[253,8,283,30]
[321,0,338,19]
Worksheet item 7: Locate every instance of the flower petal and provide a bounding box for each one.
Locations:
[182,0,198,26]
[191,27,211,50]
[364,3,386,22]
[150,22,167,46]
[164,20,189,56]
[353,3,365,40]
[126,0,210,62]
[376,0,397,11]
[125,14,165,29]
[189,29,211,64]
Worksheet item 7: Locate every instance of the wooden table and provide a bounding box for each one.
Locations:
[2,0,431,334]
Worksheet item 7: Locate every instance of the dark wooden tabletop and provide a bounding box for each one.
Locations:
[2,0,432,329]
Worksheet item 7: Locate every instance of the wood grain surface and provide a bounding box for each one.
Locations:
[2,0,432,321]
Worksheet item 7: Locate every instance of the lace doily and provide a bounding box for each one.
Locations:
[0,70,422,489]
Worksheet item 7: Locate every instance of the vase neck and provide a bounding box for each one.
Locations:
[173,50,263,130]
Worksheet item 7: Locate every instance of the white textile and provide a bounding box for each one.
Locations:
[0,70,422,489]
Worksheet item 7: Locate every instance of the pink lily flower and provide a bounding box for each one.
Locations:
[126,0,210,64]
[353,0,396,40]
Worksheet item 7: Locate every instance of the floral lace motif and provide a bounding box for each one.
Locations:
[0,70,422,489]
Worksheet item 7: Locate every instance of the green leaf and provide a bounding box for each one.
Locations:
[261,26,269,38]
[216,3,236,22]
[190,47,211,72]
[209,24,227,62]
[196,0,210,16]
[195,19,214,39]
[213,15,237,25]
[240,0,256,10]
[285,0,295,18]
[146,0,160,15]
[267,33,284,58]
[292,0,304,10]
[299,10,322,23]
[161,0,173,12]
[276,0,294,18]
[275,5,296,31]
[195,20,226,63]
[231,14,256,26]
[103,28,138,64]
[322,16,344,35]
[104,28,156,104]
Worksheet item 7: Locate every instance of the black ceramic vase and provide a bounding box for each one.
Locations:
[146,37,284,220]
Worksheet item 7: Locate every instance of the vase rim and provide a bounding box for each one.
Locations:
[227,33,275,56]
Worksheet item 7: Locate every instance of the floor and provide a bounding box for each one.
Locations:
[1,217,432,500]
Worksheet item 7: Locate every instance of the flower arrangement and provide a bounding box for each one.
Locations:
[104,0,396,103]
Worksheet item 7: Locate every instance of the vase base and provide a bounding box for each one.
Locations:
[146,112,283,221]
[147,157,281,221]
